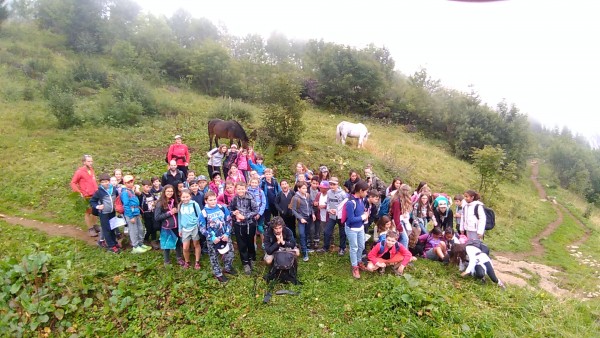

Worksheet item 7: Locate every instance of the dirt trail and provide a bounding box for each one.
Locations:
[0,214,97,246]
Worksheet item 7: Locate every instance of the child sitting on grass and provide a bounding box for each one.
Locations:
[178,189,202,269]
[418,226,448,262]
[366,230,414,276]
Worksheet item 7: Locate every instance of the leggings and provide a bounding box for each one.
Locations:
[474,262,498,283]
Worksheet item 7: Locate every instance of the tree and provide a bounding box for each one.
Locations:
[471,145,516,202]
[262,74,305,148]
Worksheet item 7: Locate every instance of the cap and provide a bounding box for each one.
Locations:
[197,175,207,181]
[438,200,448,207]
[319,180,330,189]
[329,178,339,184]
[174,135,182,139]
[98,173,110,181]
[123,175,134,183]
[320,166,329,173]
[189,179,199,185]
[215,241,230,254]
[230,144,238,149]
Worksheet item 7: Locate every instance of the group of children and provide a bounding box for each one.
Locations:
[86,143,504,288]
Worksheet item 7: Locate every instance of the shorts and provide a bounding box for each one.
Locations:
[181,227,200,242]
[84,197,93,214]
[425,248,441,261]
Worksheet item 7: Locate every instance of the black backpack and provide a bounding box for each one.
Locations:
[466,239,490,256]
[265,250,299,285]
[474,204,496,231]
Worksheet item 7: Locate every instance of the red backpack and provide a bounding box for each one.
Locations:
[115,193,124,214]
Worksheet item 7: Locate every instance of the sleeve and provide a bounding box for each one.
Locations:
[120,189,133,218]
[446,209,454,230]
[228,197,238,213]
[247,197,259,220]
[345,199,361,225]
[291,196,303,220]
[258,191,266,215]
[177,207,182,229]
[207,148,217,159]
[217,194,225,205]
[89,190,101,210]
[184,145,190,165]
[390,200,401,231]
[284,229,297,249]
[396,244,413,266]
[70,170,81,193]
[264,233,279,255]
[161,174,168,187]
[367,243,381,264]
[464,251,477,274]
[199,209,208,237]
[248,159,258,171]
[222,207,232,237]
[476,204,486,235]
[154,201,172,223]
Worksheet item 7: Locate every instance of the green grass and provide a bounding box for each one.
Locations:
[2,221,599,337]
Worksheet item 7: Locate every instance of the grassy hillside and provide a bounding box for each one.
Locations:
[1,23,599,336]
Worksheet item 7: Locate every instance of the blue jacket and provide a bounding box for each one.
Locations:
[178,201,201,231]
[199,204,232,241]
[248,159,266,176]
[345,194,365,229]
[247,186,266,216]
[260,177,281,207]
[120,187,141,218]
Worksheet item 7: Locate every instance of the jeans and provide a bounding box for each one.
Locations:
[143,212,157,241]
[474,261,498,283]
[297,217,314,256]
[124,215,144,247]
[99,212,117,248]
[345,226,365,267]
[323,218,346,250]
[399,230,408,249]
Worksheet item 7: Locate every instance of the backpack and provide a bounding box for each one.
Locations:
[265,249,299,285]
[273,250,296,270]
[337,197,356,225]
[474,204,496,230]
[378,196,391,218]
[115,193,124,214]
[466,239,490,256]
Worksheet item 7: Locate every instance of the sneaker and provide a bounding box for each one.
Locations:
[316,248,326,253]
[97,240,107,248]
[352,266,361,279]
[215,275,229,283]
[131,246,145,254]
[303,255,309,262]
[88,227,99,237]
[378,267,385,275]
[177,258,185,266]
[358,262,367,271]
[150,241,160,250]
[93,224,101,233]
[307,248,315,253]
[498,280,506,290]
[109,246,121,254]
[141,244,151,251]
[194,262,201,270]
[164,261,171,267]
[124,226,129,234]
[243,264,252,275]
[183,262,190,269]
[338,248,345,256]
[224,268,238,276]
[249,260,255,269]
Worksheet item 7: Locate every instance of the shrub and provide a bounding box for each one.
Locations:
[208,98,258,125]
[261,74,305,148]
[22,58,52,79]
[43,70,75,99]
[103,99,144,125]
[72,60,109,89]
[111,74,158,116]
[47,88,80,129]
[22,86,35,101]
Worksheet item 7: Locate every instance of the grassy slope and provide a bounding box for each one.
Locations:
[1,24,600,336]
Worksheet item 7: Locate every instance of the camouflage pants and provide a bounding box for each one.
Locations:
[207,240,235,277]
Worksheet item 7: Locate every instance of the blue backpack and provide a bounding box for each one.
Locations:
[378,196,392,218]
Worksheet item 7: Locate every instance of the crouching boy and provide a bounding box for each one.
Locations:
[367,230,413,276]
[264,216,300,265]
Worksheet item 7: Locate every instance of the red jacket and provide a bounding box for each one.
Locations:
[368,241,412,266]
[70,166,98,198]
[389,199,404,233]
[167,144,190,166]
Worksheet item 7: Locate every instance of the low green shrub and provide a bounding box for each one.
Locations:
[72,60,109,89]
[47,88,80,129]
[208,98,258,125]
[22,58,52,79]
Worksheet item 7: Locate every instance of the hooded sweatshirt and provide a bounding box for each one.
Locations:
[247,186,266,216]
[291,191,313,220]
[120,187,141,218]
[89,185,117,214]
[178,201,201,231]
[460,200,486,235]
[217,189,235,206]
[326,188,348,221]
[200,204,232,240]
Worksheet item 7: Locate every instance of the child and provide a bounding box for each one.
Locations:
[443,227,460,253]
[114,169,124,187]
[217,180,236,206]
[317,165,330,182]
[228,181,259,275]
[260,168,281,224]
[190,180,205,209]
[120,175,150,253]
[345,180,369,279]
[184,170,196,188]
[418,226,448,261]
[235,148,250,181]
[227,164,246,184]
[154,185,184,266]
[208,172,224,195]
[139,179,159,250]
[89,173,120,253]
[314,180,330,250]
[247,177,266,248]
[248,154,266,177]
[178,189,202,269]
[222,144,239,180]
[363,190,380,233]
[308,177,321,250]
[450,243,505,289]
[197,175,209,194]
[275,179,296,238]
[374,215,393,244]
[389,184,412,249]
[412,193,434,234]
[150,176,163,201]
[249,170,260,182]
[291,181,315,262]
[453,194,464,234]
[433,196,454,231]
[367,230,413,276]
[319,177,348,255]
[200,191,236,283]
[294,162,312,182]
[459,190,486,240]
[207,144,228,178]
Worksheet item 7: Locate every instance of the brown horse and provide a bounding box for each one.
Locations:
[208,119,250,150]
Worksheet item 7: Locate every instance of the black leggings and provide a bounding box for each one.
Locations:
[474,262,498,283]
[234,222,257,266]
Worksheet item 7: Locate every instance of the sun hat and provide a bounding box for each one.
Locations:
[215,241,230,254]
[123,175,134,183]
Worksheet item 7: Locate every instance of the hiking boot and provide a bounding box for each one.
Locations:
[88,227,98,237]
[358,262,367,271]
[303,255,309,262]
[316,248,326,253]
[93,224,101,233]
[177,258,185,266]
[215,275,229,283]
[338,248,346,256]
[109,246,121,254]
[183,262,190,269]
[352,266,361,279]
[194,262,201,270]
[243,264,252,275]
[224,268,238,276]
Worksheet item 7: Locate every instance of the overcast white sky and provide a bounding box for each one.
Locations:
[139,0,599,137]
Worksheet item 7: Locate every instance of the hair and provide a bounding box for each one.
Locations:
[430,226,443,236]
[219,144,228,152]
[295,162,308,173]
[295,181,307,189]
[151,176,160,183]
[353,180,369,193]
[204,190,217,201]
[141,179,151,186]
[388,177,403,192]
[264,168,273,174]
[188,170,195,177]
[386,230,399,240]
[367,190,379,198]
[392,184,413,214]
[82,154,92,162]
[280,179,288,185]
[310,176,320,183]
[269,216,286,229]
[454,194,464,201]
[114,168,122,175]
[235,181,247,188]
[464,190,481,201]
[230,163,238,169]
[224,179,235,187]
[249,177,260,185]
[376,215,391,233]
[348,170,359,180]
[449,243,467,266]
[180,188,191,197]
[444,227,454,236]
[256,154,263,161]
[414,194,433,217]
[158,184,178,209]
[416,181,428,194]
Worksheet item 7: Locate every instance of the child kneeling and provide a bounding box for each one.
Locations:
[367,230,414,276]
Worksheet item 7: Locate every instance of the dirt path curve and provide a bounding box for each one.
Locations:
[0,213,97,246]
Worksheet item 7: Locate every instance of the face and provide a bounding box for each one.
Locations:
[241,150,247,156]
[350,172,358,180]
[299,185,307,194]
[420,195,429,204]
[394,180,401,189]
[100,180,110,189]
[177,183,184,191]
[463,194,474,203]
[368,195,380,204]
[250,179,259,188]
[385,236,398,248]
[114,170,122,180]
[445,233,454,241]
[84,156,93,168]
[257,159,263,164]
[213,174,221,182]
[175,138,182,144]
[181,192,191,203]
[281,181,289,191]
[230,166,238,174]
[190,183,199,193]
[153,180,160,188]
[357,189,368,198]
[311,181,319,189]
[225,184,235,193]
[169,161,177,170]
[273,225,283,236]
[364,169,372,177]
[142,184,150,193]
[110,177,118,186]
[164,188,174,198]
[250,171,259,180]
[439,205,447,213]
[199,180,207,189]
[385,221,392,230]
[125,180,134,189]
[329,181,338,190]
[297,175,306,182]
[220,145,227,153]
[206,195,217,208]
[265,171,273,179]
[236,185,247,196]
[187,172,195,181]
[296,163,303,172]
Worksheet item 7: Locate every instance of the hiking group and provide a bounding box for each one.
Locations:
[70,134,504,288]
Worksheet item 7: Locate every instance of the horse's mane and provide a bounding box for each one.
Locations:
[231,120,249,142]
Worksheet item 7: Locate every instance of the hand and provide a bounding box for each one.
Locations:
[237,214,245,221]
[254,215,260,220]
[300,218,307,224]
[179,232,183,237]
[213,238,220,244]
[129,217,136,224]
[312,215,316,222]
[96,205,104,211]
[397,264,405,274]
[361,213,368,221]
[170,208,178,214]
[376,262,386,268]
[461,271,468,277]
[80,193,84,198]
[221,235,229,242]
[313,201,318,207]
[478,234,483,239]
[328,209,336,215]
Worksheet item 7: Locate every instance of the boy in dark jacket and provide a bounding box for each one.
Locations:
[139,179,159,250]
[229,181,259,275]
[89,173,120,253]
[274,179,296,238]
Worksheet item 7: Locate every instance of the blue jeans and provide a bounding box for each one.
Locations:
[323,218,346,250]
[399,230,408,249]
[297,217,313,256]
[345,226,365,267]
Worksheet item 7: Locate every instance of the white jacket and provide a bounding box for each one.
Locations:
[459,200,486,235]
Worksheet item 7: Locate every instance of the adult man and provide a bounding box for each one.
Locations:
[70,155,99,237]
[162,160,185,194]
[364,165,386,200]
[263,216,299,265]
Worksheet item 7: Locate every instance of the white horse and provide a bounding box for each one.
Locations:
[336,121,370,148]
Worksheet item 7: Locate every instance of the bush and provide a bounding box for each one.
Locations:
[111,74,158,116]
[103,99,144,125]
[261,74,305,148]
[72,60,109,89]
[47,88,80,129]
[208,98,258,125]
[22,86,35,101]
[22,58,52,79]
[43,70,75,99]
